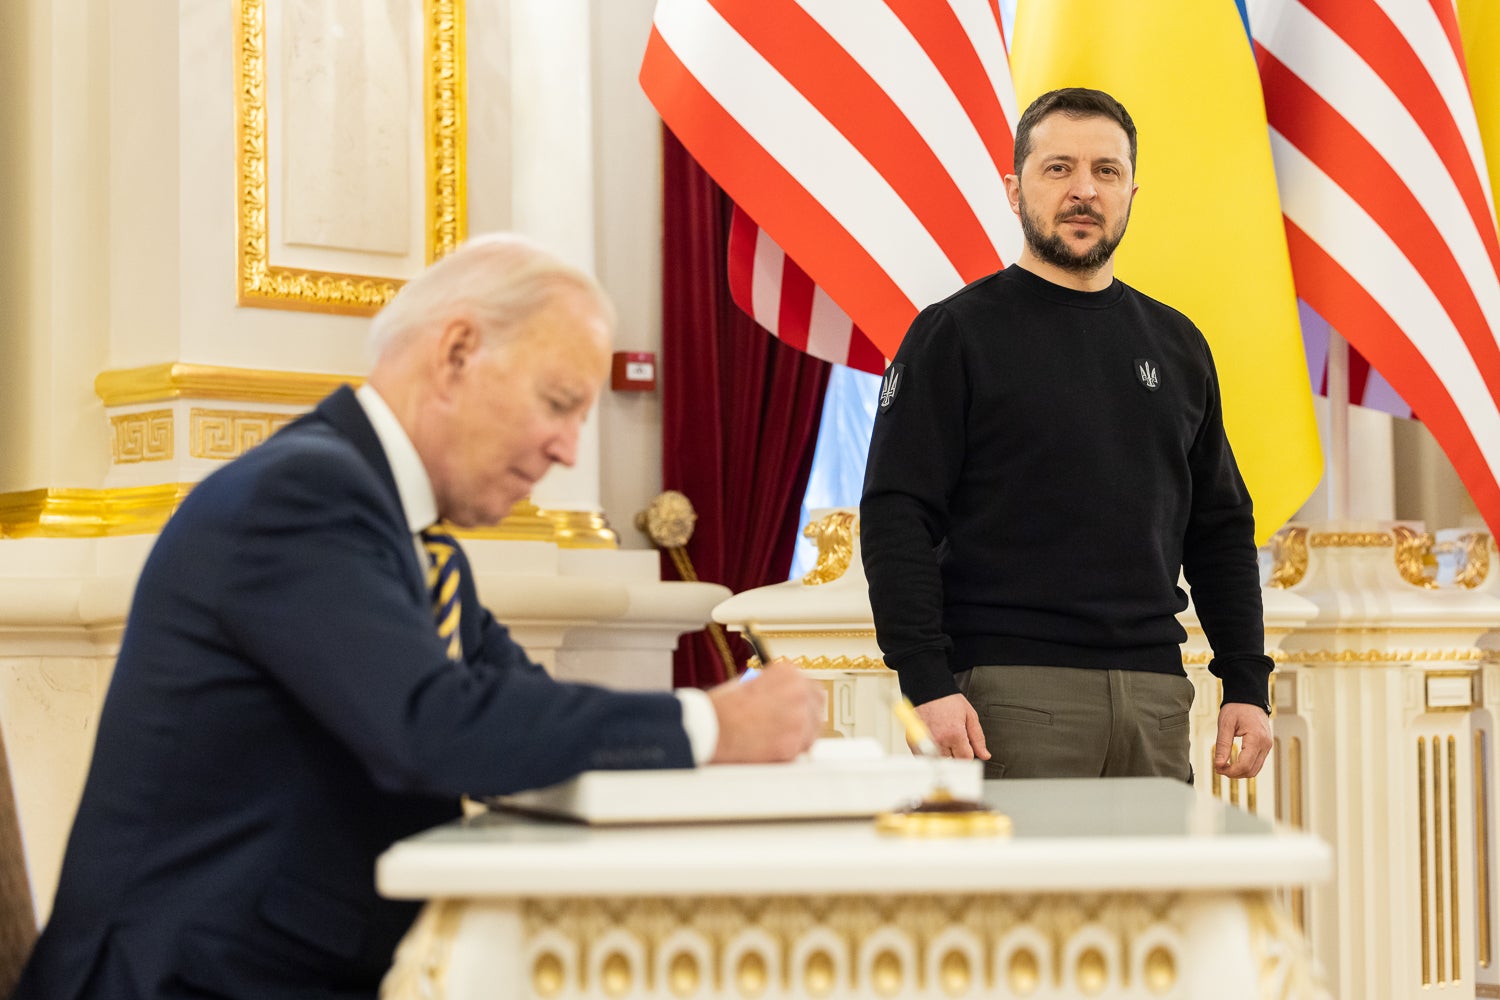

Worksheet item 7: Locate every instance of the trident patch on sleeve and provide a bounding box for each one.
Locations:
[879,363,906,411]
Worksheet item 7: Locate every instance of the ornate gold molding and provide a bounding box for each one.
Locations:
[190,409,296,461]
[1285,649,1486,665]
[1310,531,1394,547]
[425,0,467,262]
[382,900,464,1000]
[96,364,360,407]
[516,893,1201,999]
[801,510,858,586]
[757,629,877,641]
[1,486,616,547]
[233,0,466,315]
[0,485,193,539]
[110,410,175,464]
[790,655,887,671]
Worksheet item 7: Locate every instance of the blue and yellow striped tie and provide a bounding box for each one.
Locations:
[421,526,463,661]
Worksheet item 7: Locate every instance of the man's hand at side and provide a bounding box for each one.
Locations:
[707,661,823,763]
[1214,702,1272,778]
[914,693,990,760]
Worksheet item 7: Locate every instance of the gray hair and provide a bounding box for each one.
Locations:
[366,233,615,362]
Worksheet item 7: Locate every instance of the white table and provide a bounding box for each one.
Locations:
[377,777,1332,1000]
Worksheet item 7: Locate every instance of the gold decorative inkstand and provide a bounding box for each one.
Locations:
[875,696,1012,838]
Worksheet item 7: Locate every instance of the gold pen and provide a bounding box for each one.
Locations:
[892,694,940,758]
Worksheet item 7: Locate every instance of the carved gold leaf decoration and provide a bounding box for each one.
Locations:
[1267,525,1309,589]
[801,511,859,586]
[1393,524,1439,590]
[1451,532,1493,589]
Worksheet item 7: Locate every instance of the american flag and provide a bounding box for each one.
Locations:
[640,0,1024,363]
[1251,0,1500,532]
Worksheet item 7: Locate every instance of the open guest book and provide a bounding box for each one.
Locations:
[489,738,983,825]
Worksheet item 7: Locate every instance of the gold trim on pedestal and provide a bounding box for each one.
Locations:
[784,655,887,672]
[0,485,193,539]
[1284,649,1486,665]
[1,486,617,547]
[454,501,618,549]
[233,0,466,316]
[96,364,360,407]
[1310,531,1395,547]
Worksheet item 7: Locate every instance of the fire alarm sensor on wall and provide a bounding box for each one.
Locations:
[611,351,657,392]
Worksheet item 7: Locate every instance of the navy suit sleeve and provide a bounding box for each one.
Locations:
[210,438,693,797]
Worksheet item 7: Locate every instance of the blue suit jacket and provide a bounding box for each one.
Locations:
[14,387,694,999]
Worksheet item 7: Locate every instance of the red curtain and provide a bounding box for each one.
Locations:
[660,127,832,689]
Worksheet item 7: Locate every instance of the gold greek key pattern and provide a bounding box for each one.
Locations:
[96,364,359,407]
[190,409,295,461]
[801,510,858,586]
[0,485,193,539]
[234,0,466,315]
[518,893,1203,999]
[424,0,466,261]
[1268,525,1310,589]
[110,410,174,463]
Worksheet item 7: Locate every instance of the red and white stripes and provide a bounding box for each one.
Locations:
[1252,0,1500,529]
[726,206,888,374]
[642,0,1023,359]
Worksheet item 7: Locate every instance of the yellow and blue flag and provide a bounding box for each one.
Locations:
[1010,0,1322,544]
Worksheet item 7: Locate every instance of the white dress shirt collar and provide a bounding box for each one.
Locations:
[355,383,438,533]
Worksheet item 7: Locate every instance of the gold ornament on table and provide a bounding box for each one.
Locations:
[875,695,1011,838]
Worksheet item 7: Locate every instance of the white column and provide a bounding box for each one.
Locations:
[508,0,603,514]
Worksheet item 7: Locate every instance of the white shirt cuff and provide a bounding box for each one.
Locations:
[674,688,719,765]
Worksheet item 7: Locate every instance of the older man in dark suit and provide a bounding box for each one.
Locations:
[13,234,822,999]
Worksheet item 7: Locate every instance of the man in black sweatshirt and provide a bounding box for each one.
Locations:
[860,87,1273,782]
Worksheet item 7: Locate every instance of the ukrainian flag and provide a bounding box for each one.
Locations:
[1459,0,1500,236]
[1010,0,1322,545]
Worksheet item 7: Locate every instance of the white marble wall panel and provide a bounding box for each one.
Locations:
[278,0,414,260]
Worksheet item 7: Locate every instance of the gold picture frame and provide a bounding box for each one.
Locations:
[233,0,467,316]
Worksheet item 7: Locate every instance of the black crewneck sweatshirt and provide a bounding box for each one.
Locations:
[860,265,1272,711]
